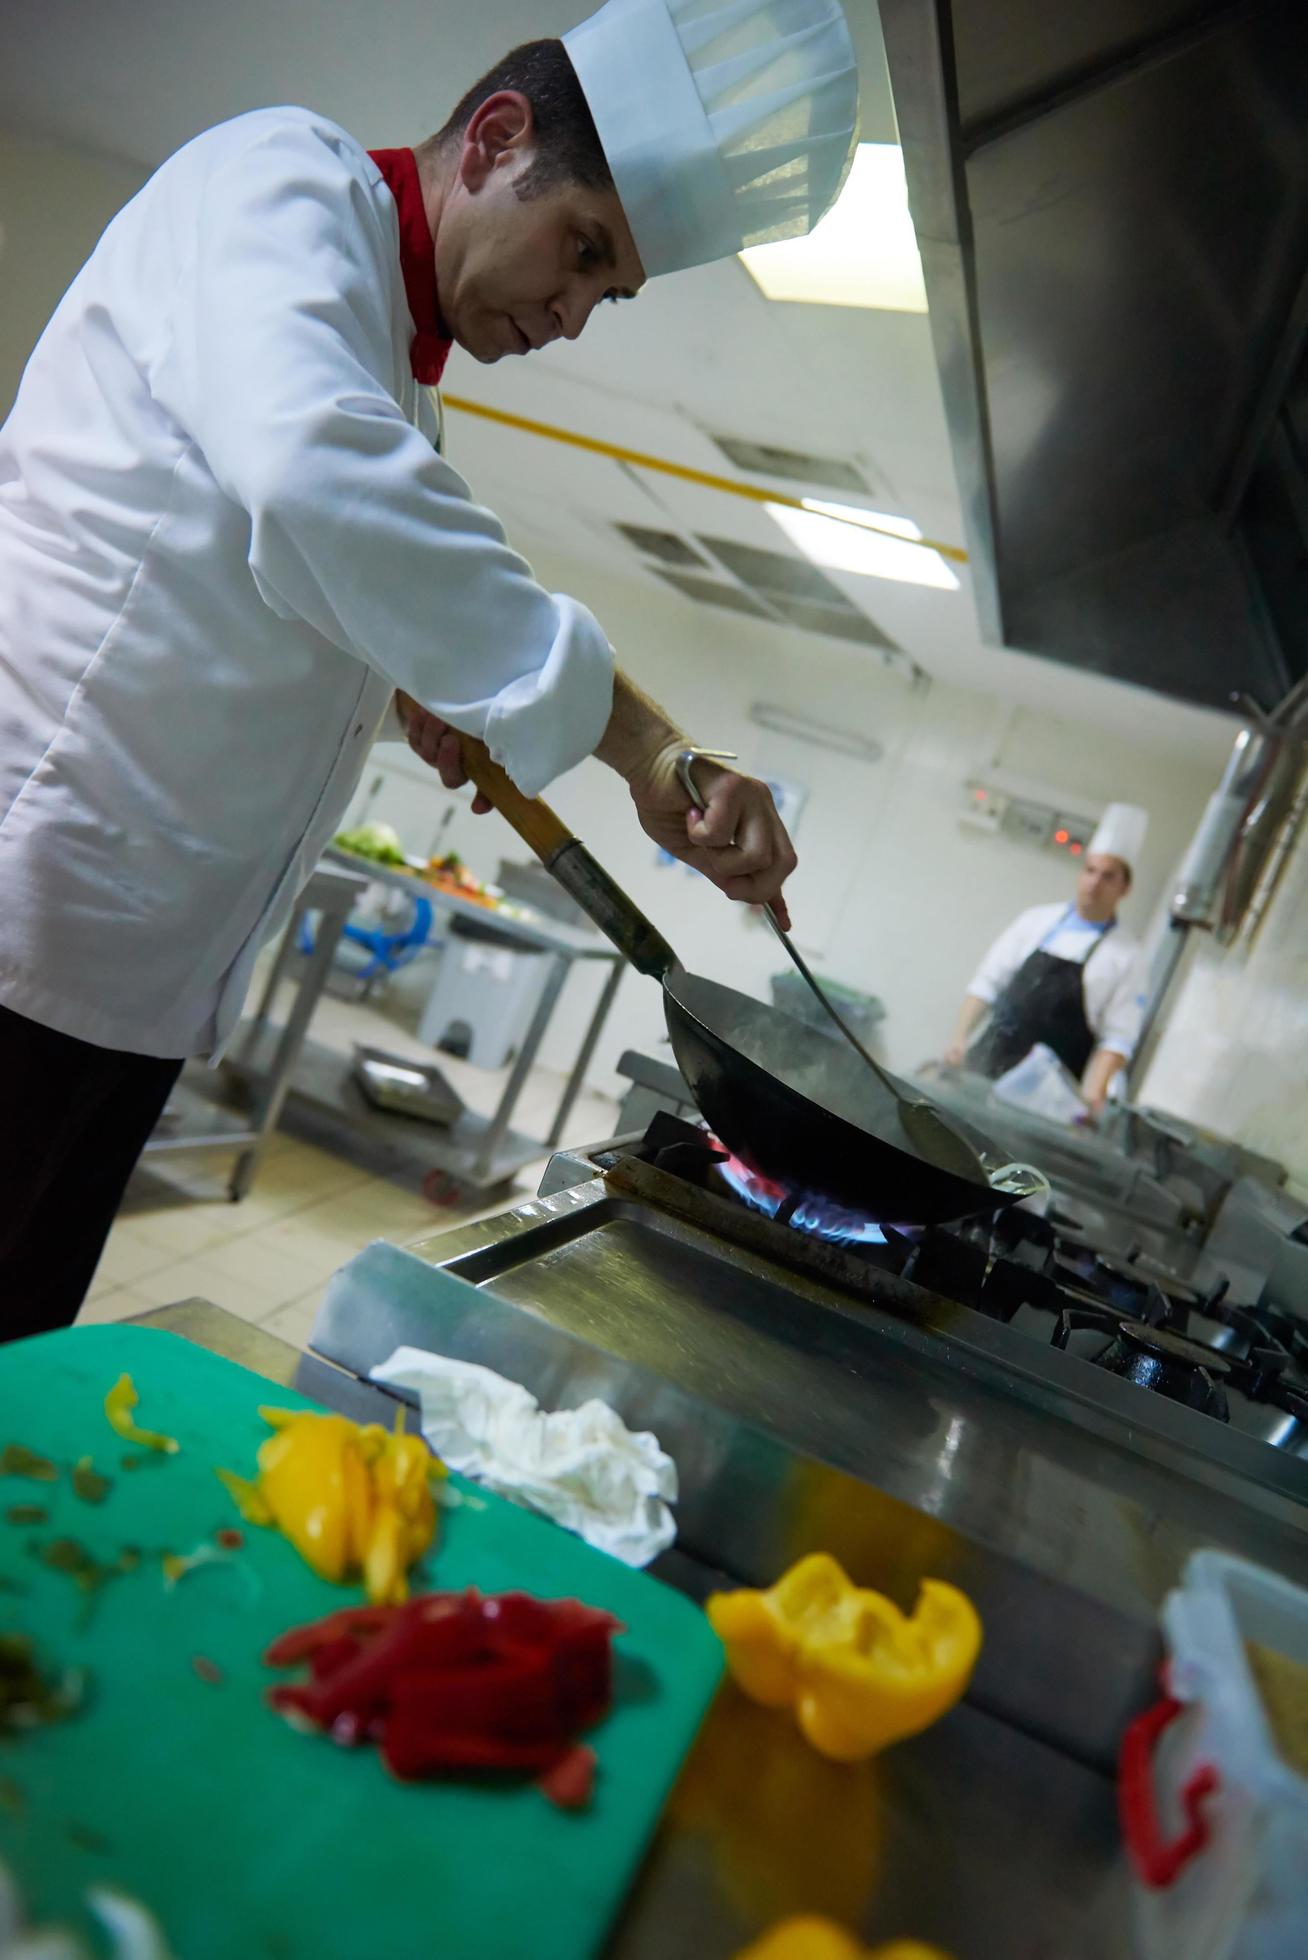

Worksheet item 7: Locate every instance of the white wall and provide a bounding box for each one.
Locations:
[345,550,1224,1095]
[0,131,146,419]
[1140,809,1308,1191]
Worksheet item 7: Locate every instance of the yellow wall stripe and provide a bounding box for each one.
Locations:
[442,394,969,566]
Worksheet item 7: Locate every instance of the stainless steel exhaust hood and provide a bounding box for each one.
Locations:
[879,0,1308,712]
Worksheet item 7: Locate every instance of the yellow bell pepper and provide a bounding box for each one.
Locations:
[707,1554,981,1763]
[734,1919,953,1960]
[104,1373,179,1454]
[217,1408,444,1604]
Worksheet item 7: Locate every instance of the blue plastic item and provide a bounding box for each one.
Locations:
[298,890,434,985]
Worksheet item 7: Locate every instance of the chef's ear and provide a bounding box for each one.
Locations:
[459,91,536,190]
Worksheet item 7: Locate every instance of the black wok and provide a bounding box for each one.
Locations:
[461,740,1042,1225]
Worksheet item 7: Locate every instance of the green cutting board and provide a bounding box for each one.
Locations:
[0,1325,722,1958]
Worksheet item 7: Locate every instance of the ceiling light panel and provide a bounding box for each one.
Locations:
[652,569,774,618]
[710,435,869,496]
[697,535,852,607]
[615,524,708,569]
[739,144,928,313]
[767,503,961,590]
[764,594,900,649]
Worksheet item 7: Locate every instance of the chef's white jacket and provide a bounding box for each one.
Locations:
[966,903,1146,1059]
[0,108,614,1061]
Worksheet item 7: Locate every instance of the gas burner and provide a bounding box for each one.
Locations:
[1055,1308,1233,1418]
[591,1109,1308,1457]
[714,1153,889,1246]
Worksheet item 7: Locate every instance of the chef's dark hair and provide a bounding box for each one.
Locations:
[431,39,614,199]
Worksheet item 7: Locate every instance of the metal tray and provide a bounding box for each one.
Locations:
[350,1045,465,1126]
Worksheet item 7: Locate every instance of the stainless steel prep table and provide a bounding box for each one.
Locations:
[134,1299,1131,1958]
[226,847,625,1199]
[144,857,367,1199]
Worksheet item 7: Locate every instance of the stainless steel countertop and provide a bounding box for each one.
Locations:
[324,847,614,958]
[136,1298,1133,1958]
[409,1183,1308,1596]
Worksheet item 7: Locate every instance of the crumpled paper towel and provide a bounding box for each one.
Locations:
[370,1347,678,1568]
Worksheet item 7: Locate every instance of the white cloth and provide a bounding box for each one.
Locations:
[0,108,614,1060]
[371,1347,678,1568]
[966,902,1146,1060]
[565,0,859,277]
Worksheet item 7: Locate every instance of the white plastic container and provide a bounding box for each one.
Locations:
[1121,1550,1308,1959]
[991,1041,1089,1125]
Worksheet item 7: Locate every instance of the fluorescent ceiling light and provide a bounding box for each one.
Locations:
[802,499,923,541]
[767,500,960,590]
[740,144,928,312]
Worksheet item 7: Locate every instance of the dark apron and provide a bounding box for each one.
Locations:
[968,911,1115,1082]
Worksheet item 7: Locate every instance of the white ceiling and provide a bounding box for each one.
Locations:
[3,0,1239,763]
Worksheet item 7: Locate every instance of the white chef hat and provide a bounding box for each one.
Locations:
[563,0,860,278]
[1088,803,1148,872]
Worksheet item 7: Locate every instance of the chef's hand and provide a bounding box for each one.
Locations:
[941,1042,968,1069]
[396,693,492,814]
[625,742,798,931]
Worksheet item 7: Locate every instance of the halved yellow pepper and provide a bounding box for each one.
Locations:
[707,1554,981,1763]
[217,1408,445,1604]
[735,1922,952,1960]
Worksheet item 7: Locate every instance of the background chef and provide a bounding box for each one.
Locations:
[0,0,860,1335]
[942,804,1149,1118]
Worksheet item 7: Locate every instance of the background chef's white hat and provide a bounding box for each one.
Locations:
[563,0,860,278]
[1088,803,1148,872]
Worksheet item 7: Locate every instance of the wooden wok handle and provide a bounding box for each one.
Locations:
[456,734,678,980]
[458,735,573,867]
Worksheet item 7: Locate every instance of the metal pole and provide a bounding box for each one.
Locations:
[470,952,569,1185]
[1126,919,1193,1097]
[228,877,360,1198]
[545,955,624,1150]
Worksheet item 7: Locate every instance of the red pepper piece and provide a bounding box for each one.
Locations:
[279,1598,481,1729]
[265,1590,619,1805]
[263,1604,395,1667]
[538,1744,597,1810]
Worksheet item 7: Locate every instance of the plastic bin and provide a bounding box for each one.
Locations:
[1119,1550,1308,1960]
[418,921,548,1069]
[992,1040,1089,1125]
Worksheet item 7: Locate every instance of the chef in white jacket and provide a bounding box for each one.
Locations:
[0,0,859,1334]
[942,804,1149,1118]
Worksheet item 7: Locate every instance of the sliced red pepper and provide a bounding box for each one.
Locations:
[263,1603,396,1668]
[264,1590,619,1809]
[538,1744,597,1811]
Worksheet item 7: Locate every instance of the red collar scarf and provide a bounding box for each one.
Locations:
[368,147,452,385]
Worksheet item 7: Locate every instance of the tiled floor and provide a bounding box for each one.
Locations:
[78,989,621,1349]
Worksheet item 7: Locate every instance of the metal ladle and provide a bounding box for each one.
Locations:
[676,750,1003,1186]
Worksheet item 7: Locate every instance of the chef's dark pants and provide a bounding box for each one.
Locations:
[0,1004,183,1340]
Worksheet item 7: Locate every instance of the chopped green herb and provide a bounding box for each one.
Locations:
[0,1445,57,1483]
[28,1537,123,1625]
[66,1821,111,1854]
[0,1634,87,1734]
[37,1537,100,1581]
[72,1457,111,1505]
[5,1505,48,1527]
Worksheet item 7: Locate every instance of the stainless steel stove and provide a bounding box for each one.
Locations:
[297,1098,1308,1955]
[310,1106,1308,1734]
[539,1108,1308,1479]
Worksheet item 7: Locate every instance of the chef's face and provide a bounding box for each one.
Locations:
[1076,853,1130,921]
[433,93,645,364]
